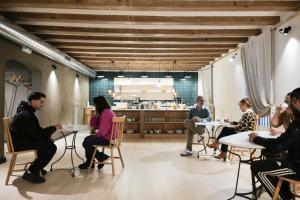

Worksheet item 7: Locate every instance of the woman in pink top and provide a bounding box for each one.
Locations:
[79,96,116,169]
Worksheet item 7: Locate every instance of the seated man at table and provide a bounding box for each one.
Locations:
[249,87,300,200]
[207,98,256,161]
[271,92,293,135]
[180,96,211,156]
[10,92,62,183]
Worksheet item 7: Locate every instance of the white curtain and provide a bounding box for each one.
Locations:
[199,68,215,117]
[240,30,273,116]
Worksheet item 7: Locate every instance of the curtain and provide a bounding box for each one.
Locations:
[240,30,273,116]
[199,68,215,118]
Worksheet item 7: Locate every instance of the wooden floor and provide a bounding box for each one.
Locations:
[0,130,274,200]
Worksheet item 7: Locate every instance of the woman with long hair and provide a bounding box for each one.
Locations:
[79,96,116,169]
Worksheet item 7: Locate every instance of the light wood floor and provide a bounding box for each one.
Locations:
[0,131,276,200]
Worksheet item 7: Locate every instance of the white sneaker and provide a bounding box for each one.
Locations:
[180,149,193,156]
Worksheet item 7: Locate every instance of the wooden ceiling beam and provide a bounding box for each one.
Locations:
[1,12,280,26]
[77,57,213,61]
[24,26,262,37]
[67,52,222,57]
[52,42,237,49]
[61,48,228,54]
[38,34,248,43]
[0,1,299,11]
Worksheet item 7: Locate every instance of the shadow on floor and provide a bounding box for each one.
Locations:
[141,149,233,175]
[11,169,120,200]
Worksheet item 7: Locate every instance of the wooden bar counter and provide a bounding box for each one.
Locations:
[84,107,189,138]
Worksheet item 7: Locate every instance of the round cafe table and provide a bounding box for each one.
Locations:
[194,121,230,157]
[219,131,277,200]
[195,121,230,142]
[50,125,89,177]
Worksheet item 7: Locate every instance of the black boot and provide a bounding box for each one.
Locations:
[23,171,46,184]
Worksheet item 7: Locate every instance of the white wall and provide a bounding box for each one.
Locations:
[274,14,300,105]
[213,50,247,121]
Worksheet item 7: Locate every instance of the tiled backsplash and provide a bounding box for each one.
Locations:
[89,72,198,105]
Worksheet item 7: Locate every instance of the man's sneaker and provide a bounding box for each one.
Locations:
[79,161,95,169]
[23,171,46,184]
[180,149,193,156]
[41,169,47,176]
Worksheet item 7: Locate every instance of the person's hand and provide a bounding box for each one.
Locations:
[54,124,62,130]
[275,105,282,113]
[248,132,257,143]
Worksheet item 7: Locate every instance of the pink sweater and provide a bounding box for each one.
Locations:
[90,108,116,141]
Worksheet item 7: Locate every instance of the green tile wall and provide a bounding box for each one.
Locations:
[89,72,198,105]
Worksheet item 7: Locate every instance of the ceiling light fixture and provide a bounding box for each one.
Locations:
[52,64,57,71]
[279,26,292,35]
[141,71,148,78]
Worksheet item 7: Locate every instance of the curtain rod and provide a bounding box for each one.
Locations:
[271,9,300,30]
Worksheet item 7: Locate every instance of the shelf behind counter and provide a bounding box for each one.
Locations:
[84,108,189,138]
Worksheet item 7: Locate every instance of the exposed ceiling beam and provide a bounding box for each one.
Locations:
[51,42,238,49]
[61,48,228,54]
[76,57,213,61]
[23,26,262,37]
[37,34,248,43]
[0,12,280,26]
[0,1,299,11]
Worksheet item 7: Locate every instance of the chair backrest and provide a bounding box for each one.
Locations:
[3,117,14,153]
[110,117,126,147]
[253,115,260,131]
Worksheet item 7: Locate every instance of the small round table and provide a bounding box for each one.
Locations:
[219,131,277,200]
[50,125,89,177]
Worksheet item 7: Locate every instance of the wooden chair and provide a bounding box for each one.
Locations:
[228,115,260,163]
[88,117,125,176]
[272,176,300,200]
[3,117,37,185]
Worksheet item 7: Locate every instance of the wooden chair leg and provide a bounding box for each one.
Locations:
[88,148,98,173]
[272,178,283,200]
[5,154,16,185]
[110,148,115,176]
[117,147,125,168]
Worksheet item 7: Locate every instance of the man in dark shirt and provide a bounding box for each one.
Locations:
[249,88,300,200]
[180,96,211,156]
[10,92,62,183]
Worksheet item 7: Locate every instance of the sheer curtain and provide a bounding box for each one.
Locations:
[199,68,215,118]
[240,30,273,116]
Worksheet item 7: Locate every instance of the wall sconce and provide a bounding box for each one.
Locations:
[52,64,57,71]
[76,73,80,78]
[279,26,291,35]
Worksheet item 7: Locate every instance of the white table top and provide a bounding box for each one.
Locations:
[60,125,90,133]
[219,131,277,149]
[195,121,230,126]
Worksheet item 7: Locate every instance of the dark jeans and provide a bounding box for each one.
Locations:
[82,135,110,162]
[216,127,236,152]
[251,159,298,200]
[14,139,57,173]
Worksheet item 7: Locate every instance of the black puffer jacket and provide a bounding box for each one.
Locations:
[254,118,300,174]
[10,101,57,147]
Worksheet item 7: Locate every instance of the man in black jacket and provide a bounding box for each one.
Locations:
[249,87,300,200]
[10,92,62,183]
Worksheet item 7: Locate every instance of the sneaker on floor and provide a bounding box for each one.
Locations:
[78,161,95,169]
[41,169,47,176]
[180,149,192,156]
[23,171,46,184]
